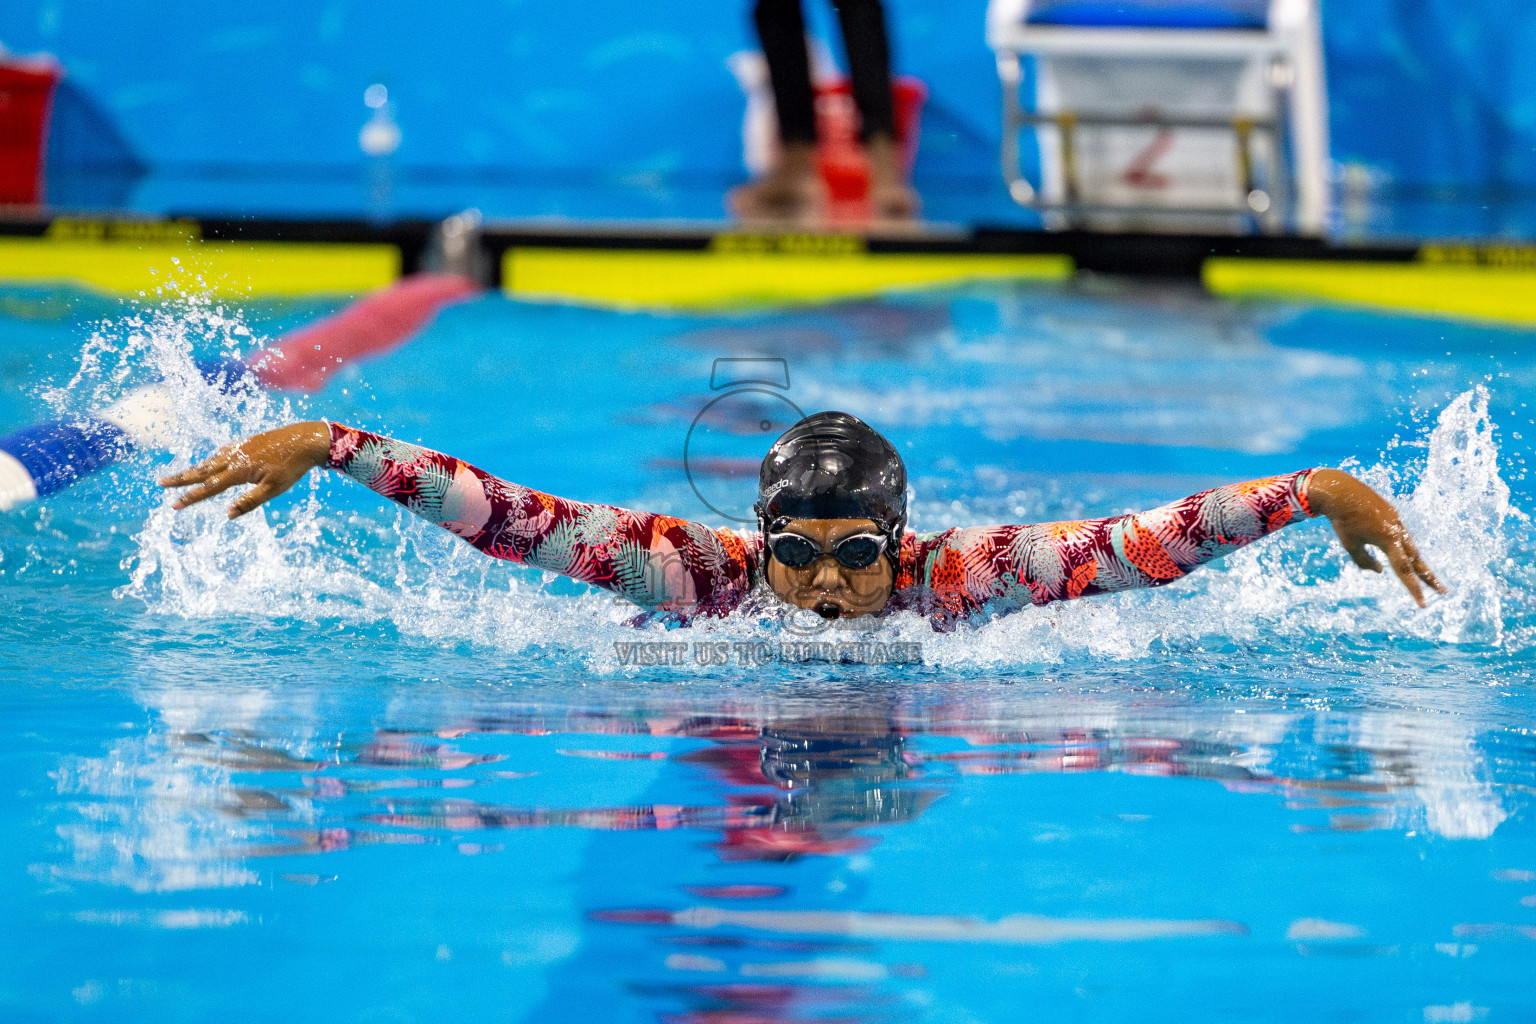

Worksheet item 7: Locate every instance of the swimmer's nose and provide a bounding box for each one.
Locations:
[814,601,842,620]
[812,558,842,588]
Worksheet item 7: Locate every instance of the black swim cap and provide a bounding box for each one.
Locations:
[755,411,907,553]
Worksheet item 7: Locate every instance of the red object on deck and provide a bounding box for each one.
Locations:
[251,272,483,392]
[814,75,927,205]
[0,61,60,205]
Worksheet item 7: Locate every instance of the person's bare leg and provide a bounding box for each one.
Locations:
[728,142,822,220]
[864,132,920,220]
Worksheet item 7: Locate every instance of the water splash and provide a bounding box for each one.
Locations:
[42,286,269,428]
[93,285,1523,677]
[901,385,1527,671]
[1396,386,1520,645]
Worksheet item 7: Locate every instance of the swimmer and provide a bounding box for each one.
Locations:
[159,411,1444,628]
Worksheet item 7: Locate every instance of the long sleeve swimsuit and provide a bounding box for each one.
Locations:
[325,422,1318,628]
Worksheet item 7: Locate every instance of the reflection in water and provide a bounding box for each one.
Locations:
[46,689,1530,1020]
[53,695,1516,876]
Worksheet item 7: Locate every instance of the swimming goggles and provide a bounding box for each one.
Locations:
[766,530,888,570]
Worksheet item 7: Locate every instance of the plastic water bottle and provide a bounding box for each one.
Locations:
[360,83,400,221]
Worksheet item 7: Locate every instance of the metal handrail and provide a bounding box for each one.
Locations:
[998,68,1287,228]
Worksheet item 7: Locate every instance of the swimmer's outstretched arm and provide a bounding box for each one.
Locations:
[907,468,1444,613]
[158,421,755,615]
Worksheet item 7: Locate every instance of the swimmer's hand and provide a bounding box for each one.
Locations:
[158,421,331,519]
[1306,468,1446,607]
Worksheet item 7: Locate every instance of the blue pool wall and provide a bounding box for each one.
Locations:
[0,0,1533,230]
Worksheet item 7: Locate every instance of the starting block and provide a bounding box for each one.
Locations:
[987,0,1330,233]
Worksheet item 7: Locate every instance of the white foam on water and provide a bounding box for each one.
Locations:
[43,289,267,428]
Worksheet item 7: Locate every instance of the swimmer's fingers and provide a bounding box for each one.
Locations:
[1401,535,1448,595]
[1376,517,1443,606]
[169,468,251,511]
[1341,537,1382,573]
[1338,522,1443,608]
[1329,511,1382,573]
[158,450,234,488]
[226,479,285,520]
[1385,541,1427,608]
[169,464,295,518]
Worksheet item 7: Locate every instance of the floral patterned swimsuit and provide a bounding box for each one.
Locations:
[326,422,1317,628]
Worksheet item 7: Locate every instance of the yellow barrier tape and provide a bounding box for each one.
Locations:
[1203,257,1536,327]
[503,247,1073,310]
[0,238,400,297]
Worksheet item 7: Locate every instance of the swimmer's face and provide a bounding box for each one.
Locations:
[764,517,894,619]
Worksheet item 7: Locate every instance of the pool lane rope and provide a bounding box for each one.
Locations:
[0,272,483,512]
[248,272,481,391]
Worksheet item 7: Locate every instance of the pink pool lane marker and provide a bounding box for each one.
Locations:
[249,272,484,393]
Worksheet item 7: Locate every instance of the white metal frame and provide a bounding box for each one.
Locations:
[986,0,1330,233]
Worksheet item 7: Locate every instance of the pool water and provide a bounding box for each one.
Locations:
[1,276,1534,1022]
